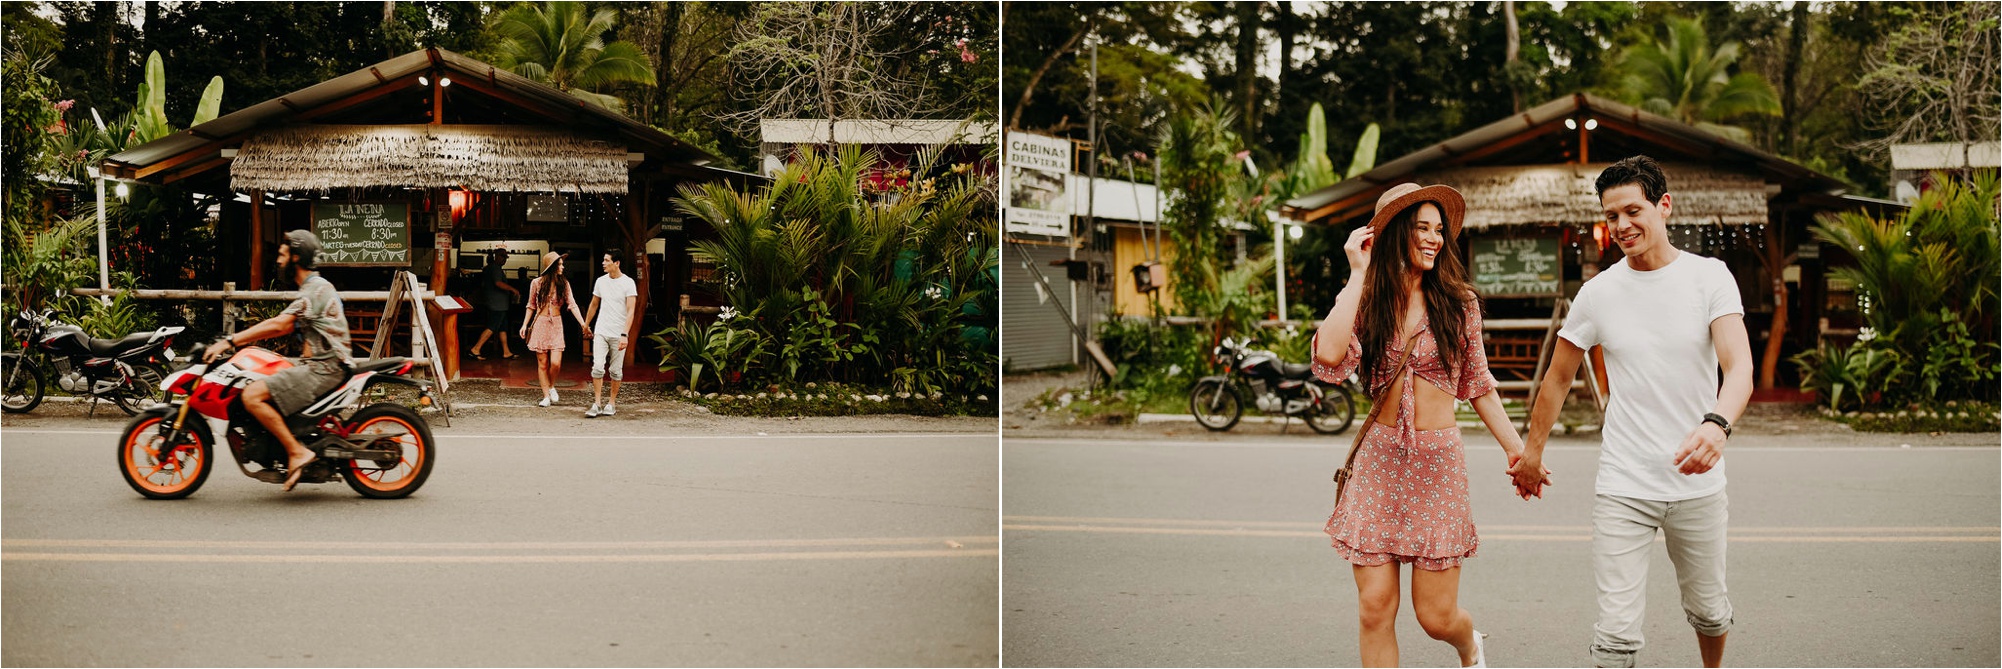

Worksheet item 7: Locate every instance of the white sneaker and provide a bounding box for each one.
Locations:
[550,389,559,404]
[585,403,601,418]
[1468,630,1488,668]
[537,394,552,408]
[601,403,616,416]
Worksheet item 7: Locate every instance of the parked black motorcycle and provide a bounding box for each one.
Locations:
[3,309,185,415]
[1189,337,1357,434]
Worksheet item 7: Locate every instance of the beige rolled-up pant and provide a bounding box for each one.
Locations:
[1589,491,1733,668]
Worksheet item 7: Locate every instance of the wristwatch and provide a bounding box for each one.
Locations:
[1701,412,1733,437]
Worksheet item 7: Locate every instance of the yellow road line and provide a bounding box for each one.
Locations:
[3,536,997,551]
[1004,516,1999,535]
[2,548,998,564]
[1003,524,1999,543]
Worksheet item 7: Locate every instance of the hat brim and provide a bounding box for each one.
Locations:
[539,253,566,276]
[1364,184,1466,242]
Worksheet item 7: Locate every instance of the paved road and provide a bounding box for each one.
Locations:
[1003,431,2000,667]
[2,419,998,667]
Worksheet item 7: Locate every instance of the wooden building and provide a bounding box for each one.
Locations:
[1282,93,1903,392]
[98,47,758,378]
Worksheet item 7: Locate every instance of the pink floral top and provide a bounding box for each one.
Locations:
[1311,298,1498,446]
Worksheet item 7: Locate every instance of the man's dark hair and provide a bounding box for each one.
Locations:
[602,248,624,265]
[283,229,322,270]
[1594,155,1669,204]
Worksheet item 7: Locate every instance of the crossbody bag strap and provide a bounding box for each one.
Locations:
[1333,331,1422,484]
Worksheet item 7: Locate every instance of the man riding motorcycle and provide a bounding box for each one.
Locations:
[202,230,352,491]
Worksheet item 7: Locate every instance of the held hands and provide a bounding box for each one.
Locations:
[1672,423,1727,475]
[1504,448,1554,500]
[1344,226,1376,275]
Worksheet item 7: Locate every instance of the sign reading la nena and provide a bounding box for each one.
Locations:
[311,201,411,267]
[1005,132,1072,238]
[1471,236,1560,297]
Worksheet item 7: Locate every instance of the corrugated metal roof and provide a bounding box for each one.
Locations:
[1282,93,1847,224]
[1066,175,1161,223]
[104,47,714,181]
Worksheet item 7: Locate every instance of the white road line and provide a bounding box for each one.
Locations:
[4,536,998,551]
[998,516,2001,534]
[1003,437,1999,452]
[0,428,994,441]
[1,548,1000,564]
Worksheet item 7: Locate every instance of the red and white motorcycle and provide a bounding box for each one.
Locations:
[118,345,438,499]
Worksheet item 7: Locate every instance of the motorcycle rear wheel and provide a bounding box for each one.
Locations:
[1305,382,1357,435]
[1,353,44,414]
[1189,378,1244,431]
[117,413,212,499]
[341,403,436,499]
[112,362,168,416]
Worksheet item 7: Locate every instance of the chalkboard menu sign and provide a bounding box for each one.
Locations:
[310,201,410,266]
[1471,236,1561,297]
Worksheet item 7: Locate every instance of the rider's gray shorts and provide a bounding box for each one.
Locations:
[264,357,347,414]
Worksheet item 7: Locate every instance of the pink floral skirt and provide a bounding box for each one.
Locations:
[526,312,567,353]
[1327,422,1478,571]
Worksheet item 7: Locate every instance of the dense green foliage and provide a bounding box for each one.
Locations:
[655,146,999,402]
[1795,170,2000,410]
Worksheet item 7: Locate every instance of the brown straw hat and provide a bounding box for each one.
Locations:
[538,251,566,276]
[1364,182,1467,241]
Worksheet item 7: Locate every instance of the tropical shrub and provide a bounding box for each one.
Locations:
[660,144,997,402]
[1808,170,2000,405]
[1791,340,1901,412]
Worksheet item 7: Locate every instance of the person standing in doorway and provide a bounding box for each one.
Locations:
[468,246,520,360]
[1509,155,1753,668]
[520,251,591,407]
[583,249,638,417]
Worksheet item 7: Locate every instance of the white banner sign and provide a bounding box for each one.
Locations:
[1005,132,1072,238]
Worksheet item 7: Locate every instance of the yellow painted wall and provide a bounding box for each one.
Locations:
[1112,226,1178,318]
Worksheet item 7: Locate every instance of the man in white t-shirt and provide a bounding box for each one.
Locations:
[1509,155,1754,668]
[583,249,639,418]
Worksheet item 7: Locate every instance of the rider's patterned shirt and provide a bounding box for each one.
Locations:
[282,273,353,365]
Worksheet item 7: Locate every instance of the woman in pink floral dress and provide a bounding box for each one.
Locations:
[519,251,591,407]
[1311,183,1541,668]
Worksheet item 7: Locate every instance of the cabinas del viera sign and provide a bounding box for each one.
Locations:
[1470,236,1560,297]
[311,201,411,266]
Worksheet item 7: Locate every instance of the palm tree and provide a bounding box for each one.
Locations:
[1615,17,1781,143]
[489,1,655,113]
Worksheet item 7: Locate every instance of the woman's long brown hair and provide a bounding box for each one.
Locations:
[1355,203,1480,393]
[535,262,568,310]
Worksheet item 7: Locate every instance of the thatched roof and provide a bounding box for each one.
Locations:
[1429,163,1769,230]
[1283,93,1848,226]
[230,124,629,193]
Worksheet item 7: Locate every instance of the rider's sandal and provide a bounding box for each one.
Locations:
[282,455,319,492]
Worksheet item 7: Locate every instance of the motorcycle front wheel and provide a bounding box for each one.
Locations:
[117,413,212,499]
[1305,382,1357,435]
[1,353,45,414]
[341,403,436,499]
[1188,378,1244,431]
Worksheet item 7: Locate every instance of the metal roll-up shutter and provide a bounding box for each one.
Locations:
[1002,242,1079,371]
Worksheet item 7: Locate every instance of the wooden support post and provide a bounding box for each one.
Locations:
[625,183,646,368]
[442,312,459,380]
[1578,121,1590,164]
[431,190,449,299]
[249,191,265,289]
[221,282,237,334]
